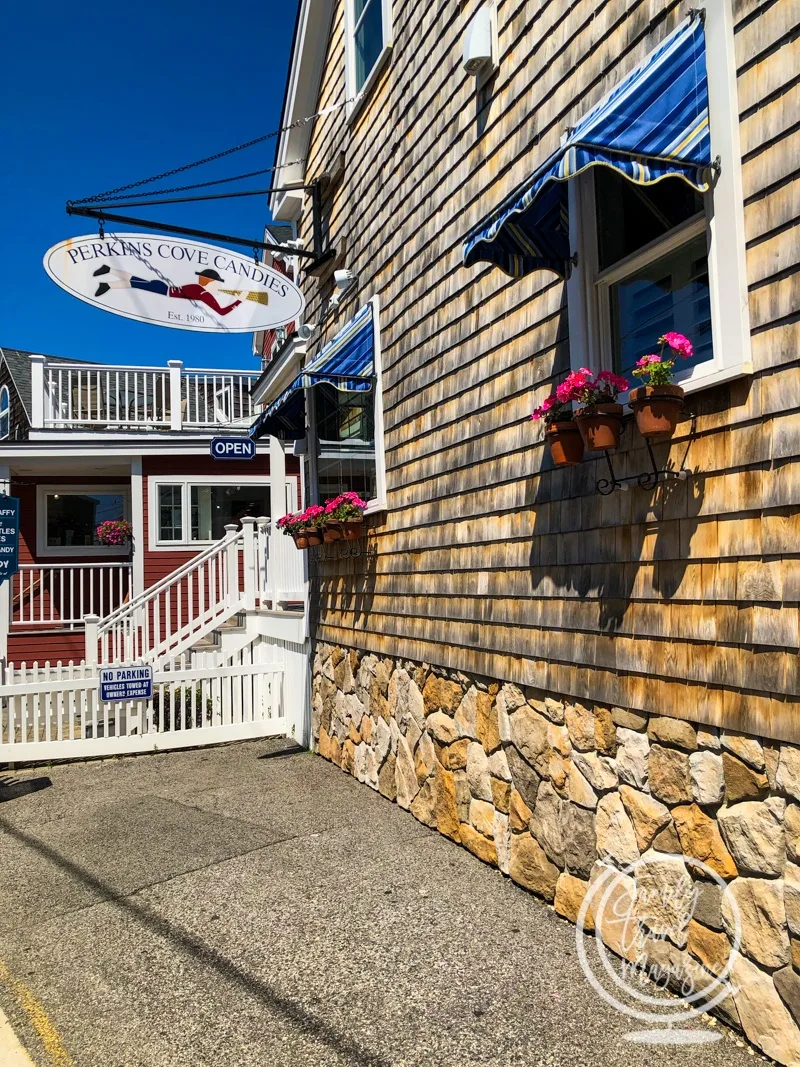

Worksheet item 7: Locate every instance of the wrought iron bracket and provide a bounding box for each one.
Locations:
[308,525,377,566]
[596,437,690,495]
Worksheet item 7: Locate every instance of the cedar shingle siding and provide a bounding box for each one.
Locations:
[298,0,800,742]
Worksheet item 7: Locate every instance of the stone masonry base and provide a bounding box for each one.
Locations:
[312,643,800,1066]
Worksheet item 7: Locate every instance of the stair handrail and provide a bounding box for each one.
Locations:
[96,524,244,636]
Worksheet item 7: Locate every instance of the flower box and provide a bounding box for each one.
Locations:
[629,332,692,439]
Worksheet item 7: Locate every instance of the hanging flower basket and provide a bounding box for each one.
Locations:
[277,509,324,550]
[534,369,629,457]
[323,492,368,540]
[574,403,624,451]
[628,333,693,439]
[544,421,584,466]
[323,524,343,543]
[96,519,133,548]
[531,392,583,467]
[628,385,684,438]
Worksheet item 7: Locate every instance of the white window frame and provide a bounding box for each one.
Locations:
[37,484,131,558]
[345,0,393,123]
[567,0,752,395]
[214,384,233,423]
[0,385,10,440]
[306,294,387,515]
[147,475,279,551]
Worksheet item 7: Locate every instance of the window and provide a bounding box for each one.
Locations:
[313,385,377,502]
[346,0,392,110]
[0,386,9,440]
[594,169,713,382]
[150,479,271,547]
[567,0,752,392]
[37,485,130,556]
[191,485,270,541]
[158,485,183,542]
[306,296,387,512]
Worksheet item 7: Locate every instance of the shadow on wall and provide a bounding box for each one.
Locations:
[311,528,379,637]
[520,379,771,634]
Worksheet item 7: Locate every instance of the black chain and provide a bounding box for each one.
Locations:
[71,99,353,206]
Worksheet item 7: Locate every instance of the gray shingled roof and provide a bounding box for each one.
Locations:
[0,348,96,420]
[264,224,295,248]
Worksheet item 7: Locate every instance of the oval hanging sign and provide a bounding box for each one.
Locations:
[44,233,305,333]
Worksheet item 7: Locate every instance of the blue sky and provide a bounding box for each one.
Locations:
[0,0,299,369]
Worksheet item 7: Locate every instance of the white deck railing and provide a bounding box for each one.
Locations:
[32,356,259,432]
[89,522,249,665]
[81,518,305,665]
[11,562,132,629]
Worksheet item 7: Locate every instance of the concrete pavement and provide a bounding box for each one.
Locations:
[0,741,764,1067]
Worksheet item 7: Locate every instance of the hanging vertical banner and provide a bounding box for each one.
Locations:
[43,234,305,333]
[0,495,20,584]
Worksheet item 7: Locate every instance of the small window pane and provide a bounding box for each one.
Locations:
[315,384,376,501]
[190,485,270,541]
[158,485,183,542]
[47,492,125,548]
[316,385,374,444]
[317,456,376,503]
[610,233,713,381]
[596,169,705,271]
[355,0,383,91]
[0,387,9,441]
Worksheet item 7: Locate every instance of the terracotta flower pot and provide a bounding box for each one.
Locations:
[291,531,309,550]
[629,384,684,439]
[337,520,363,541]
[322,523,342,543]
[302,526,324,547]
[545,421,584,466]
[574,403,624,451]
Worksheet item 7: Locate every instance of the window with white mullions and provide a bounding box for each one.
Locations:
[0,386,10,440]
[158,485,183,542]
[346,0,391,107]
[570,166,717,390]
[353,0,384,91]
[151,478,271,547]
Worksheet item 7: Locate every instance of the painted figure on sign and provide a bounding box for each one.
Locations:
[93,266,243,316]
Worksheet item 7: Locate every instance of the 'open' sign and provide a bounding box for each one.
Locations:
[210,437,256,460]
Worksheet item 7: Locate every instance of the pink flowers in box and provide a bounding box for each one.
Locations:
[278,493,368,548]
[324,492,368,521]
[531,368,629,423]
[632,332,694,387]
[96,519,133,547]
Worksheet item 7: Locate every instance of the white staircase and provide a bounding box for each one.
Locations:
[84,517,307,668]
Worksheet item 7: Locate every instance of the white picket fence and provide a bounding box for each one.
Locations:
[0,644,286,763]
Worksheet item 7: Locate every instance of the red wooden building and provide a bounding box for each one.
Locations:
[0,347,301,663]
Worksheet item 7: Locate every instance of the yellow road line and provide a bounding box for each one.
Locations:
[0,961,73,1067]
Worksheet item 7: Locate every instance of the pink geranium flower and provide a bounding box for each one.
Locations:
[660,332,693,359]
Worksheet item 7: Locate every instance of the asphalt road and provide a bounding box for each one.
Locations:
[0,741,764,1067]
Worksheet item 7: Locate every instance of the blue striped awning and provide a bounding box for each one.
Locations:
[463,15,712,278]
[250,303,374,440]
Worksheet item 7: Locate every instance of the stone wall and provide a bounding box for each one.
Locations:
[312,643,800,1066]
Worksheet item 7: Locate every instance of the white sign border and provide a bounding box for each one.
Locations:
[43,232,305,334]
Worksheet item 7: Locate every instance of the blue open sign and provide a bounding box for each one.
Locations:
[210,437,256,460]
